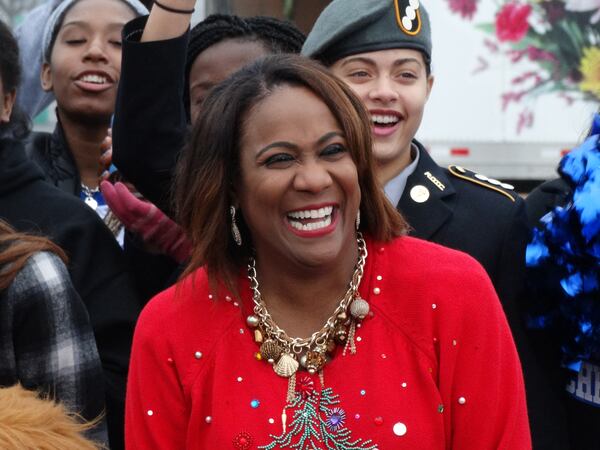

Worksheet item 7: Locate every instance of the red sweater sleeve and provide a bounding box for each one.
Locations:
[436,260,531,449]
[125,291,188,449]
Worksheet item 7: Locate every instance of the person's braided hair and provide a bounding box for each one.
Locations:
[184,14,306,120]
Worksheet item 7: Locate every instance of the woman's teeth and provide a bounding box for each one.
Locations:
[288,206,333,220]
[287,206,334,231]
[79,74,108,84]
[289,215,332,231]
[372,114,400,125]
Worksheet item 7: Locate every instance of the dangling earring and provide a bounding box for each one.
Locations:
[230,206,242,246]
[355,210,361,231]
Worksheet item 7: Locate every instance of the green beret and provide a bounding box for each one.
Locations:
[303,0,431,65]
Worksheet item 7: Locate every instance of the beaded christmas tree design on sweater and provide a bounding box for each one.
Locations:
[259,376,378,450]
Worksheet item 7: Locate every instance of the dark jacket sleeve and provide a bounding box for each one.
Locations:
[112,16,190,217]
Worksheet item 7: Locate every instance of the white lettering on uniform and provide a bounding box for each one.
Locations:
[567,362,600,406]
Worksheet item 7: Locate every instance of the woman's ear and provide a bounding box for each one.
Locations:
[40,62,54,92]
[426,75,434,100]
[0,89,16,124]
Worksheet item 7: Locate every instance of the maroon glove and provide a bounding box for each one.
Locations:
[100,181,192,263]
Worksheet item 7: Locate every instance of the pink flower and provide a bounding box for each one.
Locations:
[447,0,479,19]
[496,3,532,42]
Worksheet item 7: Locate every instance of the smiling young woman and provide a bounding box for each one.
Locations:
[23,0,147,230]
[125,54,530,449]
[303,1,564,447]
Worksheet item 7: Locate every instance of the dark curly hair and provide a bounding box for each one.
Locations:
[183,14,306,119]
[0,20,29,138]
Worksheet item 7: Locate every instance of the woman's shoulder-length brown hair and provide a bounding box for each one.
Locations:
[175,54,407,293]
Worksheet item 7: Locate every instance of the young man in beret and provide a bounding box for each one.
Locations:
[303,1,567,448]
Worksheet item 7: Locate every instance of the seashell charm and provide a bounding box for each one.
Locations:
[350,297,370,320]
[274,353,299,378]
[260,340,283,364]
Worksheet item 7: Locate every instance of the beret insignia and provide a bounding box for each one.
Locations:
[395,0,422,36]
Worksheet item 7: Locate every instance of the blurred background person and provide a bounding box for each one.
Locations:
[22,0,147,243]
[112,3,305,215]
[0,220,107,446]
[526,111,600,450]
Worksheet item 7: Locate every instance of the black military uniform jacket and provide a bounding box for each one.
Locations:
[398,140,569,449]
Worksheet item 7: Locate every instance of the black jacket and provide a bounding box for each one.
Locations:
[24,123,82,196]
[526,178,571,227]
[24,121,180,307]
[0,137,140,449]
[399,144,569,449]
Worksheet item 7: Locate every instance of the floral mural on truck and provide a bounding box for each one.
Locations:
[446,0,600,132]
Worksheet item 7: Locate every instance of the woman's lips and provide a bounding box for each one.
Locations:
[73,79,114,93]
[372,121,401,137]
[370,111,402,137]
[73,72,114,93]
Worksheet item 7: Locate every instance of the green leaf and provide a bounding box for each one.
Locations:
[476,23,496,34]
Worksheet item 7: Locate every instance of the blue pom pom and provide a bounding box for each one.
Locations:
[527,113,600,367]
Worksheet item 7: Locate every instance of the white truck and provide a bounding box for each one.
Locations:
[417,0,598,190]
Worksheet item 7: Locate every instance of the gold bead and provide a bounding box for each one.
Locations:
[254,352,262,361]
[305,350,326,374]
[260,340,282,364]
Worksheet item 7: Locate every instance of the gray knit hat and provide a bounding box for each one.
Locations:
[42,0,148,63]
[303,0,431,65]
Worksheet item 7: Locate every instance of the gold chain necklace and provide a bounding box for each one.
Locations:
[246,233,369,400]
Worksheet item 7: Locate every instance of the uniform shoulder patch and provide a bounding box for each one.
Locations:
[447,165,517,202]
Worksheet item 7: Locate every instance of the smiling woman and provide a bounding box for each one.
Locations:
[23,0,146,220]
[125,54,531,449]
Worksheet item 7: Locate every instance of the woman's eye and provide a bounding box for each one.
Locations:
[399,72,418,79]
[321,143,347,157]
[349,70,369,78]
[109,40,123,47]
[66,39,86,45]
[265,153,294,166]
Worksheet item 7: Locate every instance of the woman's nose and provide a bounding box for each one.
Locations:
[368,76,399,104]
[83,38,109,63]
[293,161,333,194]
